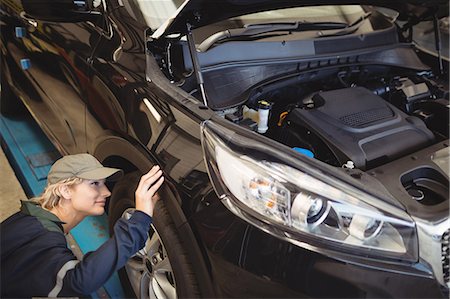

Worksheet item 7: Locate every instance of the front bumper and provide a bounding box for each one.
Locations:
[193,202,449,298]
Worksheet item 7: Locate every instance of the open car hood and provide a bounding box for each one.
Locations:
[152,0,448,39]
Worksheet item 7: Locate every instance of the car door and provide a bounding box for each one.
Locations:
[1,0,104,153]
[83,0,174,153]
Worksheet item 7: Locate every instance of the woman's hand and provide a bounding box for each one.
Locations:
[135,165,164,217]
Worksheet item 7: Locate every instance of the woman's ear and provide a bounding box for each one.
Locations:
[58,185,72,200]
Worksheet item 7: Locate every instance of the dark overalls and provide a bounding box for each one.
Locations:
[1,201,151,298]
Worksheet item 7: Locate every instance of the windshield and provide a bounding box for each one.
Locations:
[194,6,374,43]
[123,1,371,33]
[413,17,449,60]
[123,0,185,30]
[230,5,366,24]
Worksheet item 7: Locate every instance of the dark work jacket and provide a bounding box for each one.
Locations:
[1,200,151,298]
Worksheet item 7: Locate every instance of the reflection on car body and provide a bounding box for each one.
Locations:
[1,0,449,298]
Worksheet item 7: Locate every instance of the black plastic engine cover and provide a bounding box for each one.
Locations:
[289,87,435,170]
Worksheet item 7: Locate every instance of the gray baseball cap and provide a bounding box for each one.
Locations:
[47,153,123,184]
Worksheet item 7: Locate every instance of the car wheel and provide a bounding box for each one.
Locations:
[108,171,201,299]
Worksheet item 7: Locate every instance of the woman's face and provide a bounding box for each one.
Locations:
[69,179,111,216]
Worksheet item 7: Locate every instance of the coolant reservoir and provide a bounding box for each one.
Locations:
[257,100,272,134]
[243,105,259,123]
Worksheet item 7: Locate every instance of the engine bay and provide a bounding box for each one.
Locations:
[153,26,449,208]
[219,66,449,171]
[149,6,449,173]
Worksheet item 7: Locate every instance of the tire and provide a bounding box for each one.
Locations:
[108,171,201,299]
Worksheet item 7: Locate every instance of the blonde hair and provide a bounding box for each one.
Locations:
[32,177,83,210]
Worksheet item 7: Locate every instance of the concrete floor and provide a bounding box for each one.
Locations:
[0,146,26,222]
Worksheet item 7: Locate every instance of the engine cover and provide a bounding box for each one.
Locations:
[289,87,435,169]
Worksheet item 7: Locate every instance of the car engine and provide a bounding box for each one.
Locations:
[222,69,449,170]
[285,86,435,170]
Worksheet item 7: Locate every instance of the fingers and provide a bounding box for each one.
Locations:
[134,166,165,217]
[137,165,159,187]
[143,165,160,178]
[148,176,164,195]
[137,165,162,191]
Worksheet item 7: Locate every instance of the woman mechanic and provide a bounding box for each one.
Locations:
[1,153,164,298]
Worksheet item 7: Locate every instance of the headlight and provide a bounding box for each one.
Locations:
[201,120,418,262]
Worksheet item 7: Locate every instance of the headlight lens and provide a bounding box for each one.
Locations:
[201,120,418,262]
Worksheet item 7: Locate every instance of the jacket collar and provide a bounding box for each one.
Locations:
[20,200,66,232]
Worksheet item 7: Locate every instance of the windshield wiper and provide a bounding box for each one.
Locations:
[197,21,355,52]
[317,12,372,37]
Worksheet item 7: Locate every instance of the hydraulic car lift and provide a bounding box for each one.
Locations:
[0,111,125,298]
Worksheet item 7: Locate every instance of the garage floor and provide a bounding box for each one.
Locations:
[0,145,25,221]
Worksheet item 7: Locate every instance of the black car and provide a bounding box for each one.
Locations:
[1,0,449,298]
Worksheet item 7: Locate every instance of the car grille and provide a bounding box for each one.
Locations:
[443,229,450,286]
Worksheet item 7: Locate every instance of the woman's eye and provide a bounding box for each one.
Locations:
[91,181,100,186]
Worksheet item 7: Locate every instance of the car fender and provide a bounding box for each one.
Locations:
[93,134,216,297]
